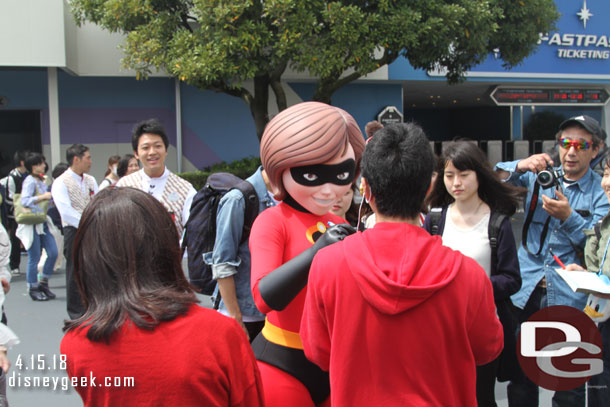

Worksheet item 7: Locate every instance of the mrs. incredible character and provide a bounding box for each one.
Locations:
[250,102,365,406]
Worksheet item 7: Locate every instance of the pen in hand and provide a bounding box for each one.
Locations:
[550,248,566,269]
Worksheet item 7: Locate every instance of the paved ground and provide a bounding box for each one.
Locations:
[4,256,213,406]
[3,212,556,406]
[5,262,81,406]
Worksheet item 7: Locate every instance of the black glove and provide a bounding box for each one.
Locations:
[259,223,356,311]
[311,223,356,253]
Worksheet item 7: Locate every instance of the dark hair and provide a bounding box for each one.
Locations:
[13,150,29,168]
[361,122,434,219]
[63,187,198,342]
[103,155,121,177]
[116,154,137,178]
[132,119,169,151]
[52,162,69,179]
[24,152,45,174]
[66,144,89,166]
[426,142,523,215]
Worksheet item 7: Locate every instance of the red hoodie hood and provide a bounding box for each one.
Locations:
[341,222,463,315]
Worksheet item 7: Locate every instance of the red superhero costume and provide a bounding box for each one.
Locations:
[250,202,345,406]
[250,101,365,406]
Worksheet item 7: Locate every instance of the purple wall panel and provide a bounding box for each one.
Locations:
[58,108,176,145]
[48,107,218,168]
[182,125,221,169]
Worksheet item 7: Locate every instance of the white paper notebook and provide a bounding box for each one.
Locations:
[555,268,610,295]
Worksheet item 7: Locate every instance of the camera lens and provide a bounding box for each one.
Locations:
[537,171,552,186]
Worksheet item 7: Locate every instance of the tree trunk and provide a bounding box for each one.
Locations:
[312,88,332,105]
[251,75,270,141]
[270,78,287,113]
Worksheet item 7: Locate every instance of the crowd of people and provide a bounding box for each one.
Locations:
[1,106,610,406]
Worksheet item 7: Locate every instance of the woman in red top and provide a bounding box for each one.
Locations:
[250,101,365,406]
[61,187,263,407]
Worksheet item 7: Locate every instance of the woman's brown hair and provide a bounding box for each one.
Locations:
[63,187,197,342]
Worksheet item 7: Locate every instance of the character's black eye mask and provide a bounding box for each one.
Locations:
[290,159,356,187]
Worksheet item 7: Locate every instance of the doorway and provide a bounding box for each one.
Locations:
[0,110,42,177]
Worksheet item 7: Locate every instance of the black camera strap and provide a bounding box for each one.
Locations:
[522,180,553,256]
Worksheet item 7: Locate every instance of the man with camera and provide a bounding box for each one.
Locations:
[495,115,609,407]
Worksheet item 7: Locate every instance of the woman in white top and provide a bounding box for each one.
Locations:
[16,153,58,301]
[424,141,523,407]
[98,155,120,190]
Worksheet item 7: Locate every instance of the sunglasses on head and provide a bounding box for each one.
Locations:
[559,137,591,151]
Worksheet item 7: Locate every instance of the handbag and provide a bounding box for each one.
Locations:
[13,185,49,225]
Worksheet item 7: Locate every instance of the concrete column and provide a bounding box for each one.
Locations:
[47,67,61,168]
[600,99,610,145]
[175,78,183,173]
[511,105,524,141]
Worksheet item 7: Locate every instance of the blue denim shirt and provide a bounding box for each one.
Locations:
[495,160,609,310]
[203,167,276,319]
[20,175,49,211]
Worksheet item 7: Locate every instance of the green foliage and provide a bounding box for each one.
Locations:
[177,156,261,190]
[71,0,559,134]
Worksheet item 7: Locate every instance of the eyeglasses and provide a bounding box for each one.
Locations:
[559,137,591,151]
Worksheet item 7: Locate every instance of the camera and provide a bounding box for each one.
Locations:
[536,165,564,190]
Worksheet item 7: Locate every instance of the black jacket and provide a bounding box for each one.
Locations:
[423,207,522,381]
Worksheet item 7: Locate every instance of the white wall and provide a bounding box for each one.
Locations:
[0,0,66,66]
[70,21,167,77]
[0,0,389,81]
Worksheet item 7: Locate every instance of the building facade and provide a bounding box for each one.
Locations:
[1,0,609,179]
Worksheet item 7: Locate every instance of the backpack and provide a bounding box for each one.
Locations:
[0,175,15,229]
[0,171,25,226]
[428,208,507,266]
[182,172,260,295]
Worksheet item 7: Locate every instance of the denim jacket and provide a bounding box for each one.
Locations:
[203,167,276,319]
[495,160,609,310]
[20,175,49,210]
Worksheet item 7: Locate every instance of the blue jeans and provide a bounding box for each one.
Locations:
[26,224,57,285]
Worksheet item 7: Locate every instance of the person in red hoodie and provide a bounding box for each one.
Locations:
[300,122,504,407]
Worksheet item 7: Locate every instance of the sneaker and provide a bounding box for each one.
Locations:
[10,268,20,276]
[29,287,49,301]
[38,281,56,300]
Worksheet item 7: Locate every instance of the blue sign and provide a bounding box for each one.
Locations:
[422,0,610,80]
